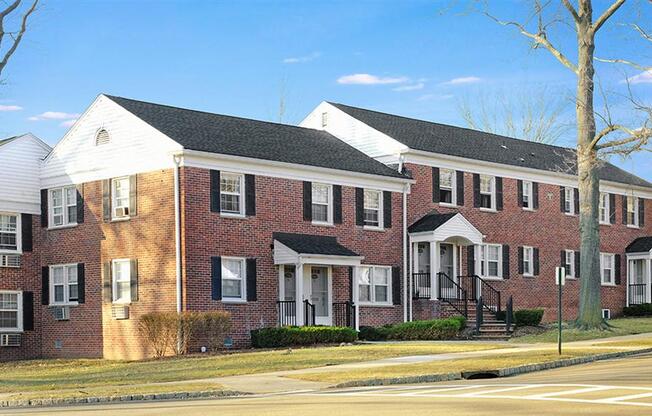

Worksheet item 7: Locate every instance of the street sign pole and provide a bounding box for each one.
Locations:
[555,267,566,355]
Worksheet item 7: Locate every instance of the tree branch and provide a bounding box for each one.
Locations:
[0,0,38,76]
[594,57,651,72]
[592,0,626,34]
[561,0,580,24]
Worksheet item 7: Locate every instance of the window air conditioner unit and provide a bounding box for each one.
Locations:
[114,207,129,218]
[53,306,70,321]
[602,309,611,320]
[111,305,129,320]
[0,334,21,347]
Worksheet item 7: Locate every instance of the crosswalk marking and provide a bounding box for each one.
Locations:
[524,385,613,399]
[597,391,652,403]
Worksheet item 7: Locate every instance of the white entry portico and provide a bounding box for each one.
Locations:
[626,237,652,306]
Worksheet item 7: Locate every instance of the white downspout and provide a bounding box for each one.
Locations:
[403,184,409,322]
[173,155,182,314]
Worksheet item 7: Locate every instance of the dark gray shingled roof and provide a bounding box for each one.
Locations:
[106,95,407,180]
[626,237,652,253]
[408,212,457,233]
[273,232,360,257]
[330,102,652,189]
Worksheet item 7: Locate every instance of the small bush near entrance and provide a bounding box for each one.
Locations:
[623,303,652,317]
[513,309,544,327]
[251,326,357,348]
[359,325,391,341]
[359,317,467,341]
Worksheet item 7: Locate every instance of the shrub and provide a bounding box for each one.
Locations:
[251,326,357,348]
[623,303,652,317]
[514,309,545,327]
[199,311,232,352]
[358,325,390,341]
[138,311,179,358]
[385,316,466,341]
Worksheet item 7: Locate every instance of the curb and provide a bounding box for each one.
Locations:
[0,389,247,409]
[333,347,652,388]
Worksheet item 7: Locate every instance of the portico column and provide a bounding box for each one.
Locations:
[295,263,304,326]
[431,242,438,300]
[352,266,360,331]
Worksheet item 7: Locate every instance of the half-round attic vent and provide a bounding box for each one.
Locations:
[95,129,110,146]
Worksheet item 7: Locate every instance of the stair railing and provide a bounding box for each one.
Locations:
[475,296,483,335]
[437,272,468,318]
[506,296,513,333]
[303,300,316,326]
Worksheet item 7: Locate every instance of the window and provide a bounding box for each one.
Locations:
[111,177,130,218]
[0,214,20,253]
[438,168,455,204]
[522,181,533,210]
[478,244,502,279]
[565,250,575,278]
[50,264,78,305]
[523,246,533,276]
[222,257,246,301]
[627,196,639,227]
[564,187,574,214]
[220,173,244,215]
[95,129,110,146]
[363,189,382,228]
[358,266,391,305]
[599,193,609,224]
[112,260,131,304]
[0,291,21,332]
[321,112,328,127]
[49,186,77,227]
[600,253,615,286]
[479,175,495,210]
[311,183,332,224]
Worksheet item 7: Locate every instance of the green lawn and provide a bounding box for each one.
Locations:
[0,343,502,394]
[512,317,652,343]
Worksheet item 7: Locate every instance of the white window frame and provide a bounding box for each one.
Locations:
[477,244,503,279]
[49,264,79,306]
[565,250,576,279]
[220,172,245,217]
[627,196,639,228]
[599,192,610,225]
[111,176,131,219]
[221,257,247,302]
[479,175,496,211]
[112,259,132,304]
[363,189,384,229]
[522,181,533,210]
[49,186,78,228]
[522,246,534,277]
[439,168,456,206]
[600,253,615,286]
[311,183,333,225]
[358,265,392,306]
[0,290,22,332]
[564,187,575,215]
[0,213,21,255]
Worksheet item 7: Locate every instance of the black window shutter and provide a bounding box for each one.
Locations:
[456,170,465,206]
[303,181,312,221]
[609,193,616,224]
[574,188,580,215]
[130,259,139,301]
[533,248,540,276]
[622,195,628,224]
[496,177,504,211]
[517,180,523,207]
[23,292,34,331]
[40,189,48,227]
[76,185,85,224]
[21,214,32,252]
[614,254,622,285]
[77,263,85,304]
[333,185,342,224]
[392,266,401,305]
[560,187,566,213]
[211,256,222,301]
[533,182,539,209]
[246,258,257,301]
[502,245,510,279]
[561,251,568,275]
[103,262,112,303]
[210,170,221,213]
[102,179,111,222]
[355,187,364,226]
[639,198,645,227]
[383,191,392,228]
[41,266,49,305]
[432,167,440,203]
[245,174,256,216]
[517,246,524,274]
[473,174,481,208]
[467,246,475,275]
[348,267,354,302]
[129,175,138,216]
[575,251,581,279]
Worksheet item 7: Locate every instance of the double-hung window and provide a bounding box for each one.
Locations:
[111,177,130,218]
[311,183,332,224]
[627,196,639,227]
[522,181,533,210]
[478,244,502,279]
[564,187,575,214]
[363,189,382,228]
[479,175,495,210]
[112,260,132,304]
[49,186,77,227]
[0,291,22,332]
[222,257,246,301]
[220,173,244,216]
[600,253,615,286]
[599,193,609,224]
[565,250,575,278]
[522,246,533,276]
[0,214,20,253]
[50,264,78,305]
[358,266,391,305]
[439,168,455,204]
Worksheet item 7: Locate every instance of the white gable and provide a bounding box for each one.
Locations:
[41,95,183,188]
[0,134,51,214]
[410,213,484,246]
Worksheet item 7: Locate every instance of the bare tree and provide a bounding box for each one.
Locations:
[0,0,38,81]
[458,87,571,144]
[479,0,652,329]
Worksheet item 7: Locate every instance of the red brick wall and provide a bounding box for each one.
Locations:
[405,162,652,321]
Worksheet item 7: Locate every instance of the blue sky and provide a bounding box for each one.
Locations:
[1,0,650,180]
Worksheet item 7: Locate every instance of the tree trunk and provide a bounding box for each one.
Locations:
[575,0,604,329]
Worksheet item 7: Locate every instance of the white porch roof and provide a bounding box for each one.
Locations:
[408,212,483,246]
[273,233,364,266]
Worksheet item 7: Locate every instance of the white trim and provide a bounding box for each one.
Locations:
[0,290,23,332]
[599,192,610,225]
[438,167,457,207]
[476,243,503,280]
[48,186,78,229]
[600,253,616,286]
[479,174,496,210]
[522,246,534,277]
[111,259,132,304]
[362,188,384,230]
[49,263,79,306]
[564,186,575,215]
[357,265,392,306]
[311,182,333,226]
[221,256,247,302]
[626,196,640,228]
[0,212,21,255]
[565,250,576,279]
[522,180,534,211]
[219,172,245,217]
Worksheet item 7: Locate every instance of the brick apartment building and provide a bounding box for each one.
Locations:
[1,95,650,360]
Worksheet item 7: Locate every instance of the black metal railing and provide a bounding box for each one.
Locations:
[277,300,296,326]
[475,296,483,334]
[629,283,648,306]
[333,301,355,328]
[412,272,431,299]
[304,300,316,326]
[506,296,514,333]
[437,272,468,318]
[458,275,502,314]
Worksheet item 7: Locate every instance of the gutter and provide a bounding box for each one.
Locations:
[403,183,409,322]
[173,155,182,313]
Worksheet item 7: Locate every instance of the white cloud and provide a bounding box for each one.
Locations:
[283,52,321,64]
[440,76,482,86]
[28,111,81,121]
[625,69,652,84]
[393,83,425,92]
[337,73,409,85]
[59,119,78,128]
[0,105,23,111]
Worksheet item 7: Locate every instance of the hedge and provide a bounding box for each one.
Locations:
[358,325,391,341]
[623,303,652,317]
[251,326,357,348]
[359,316,466,341]
[513,309,545,327]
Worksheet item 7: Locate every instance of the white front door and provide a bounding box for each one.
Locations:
[439,243,457,299]
[307,266,331,325]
